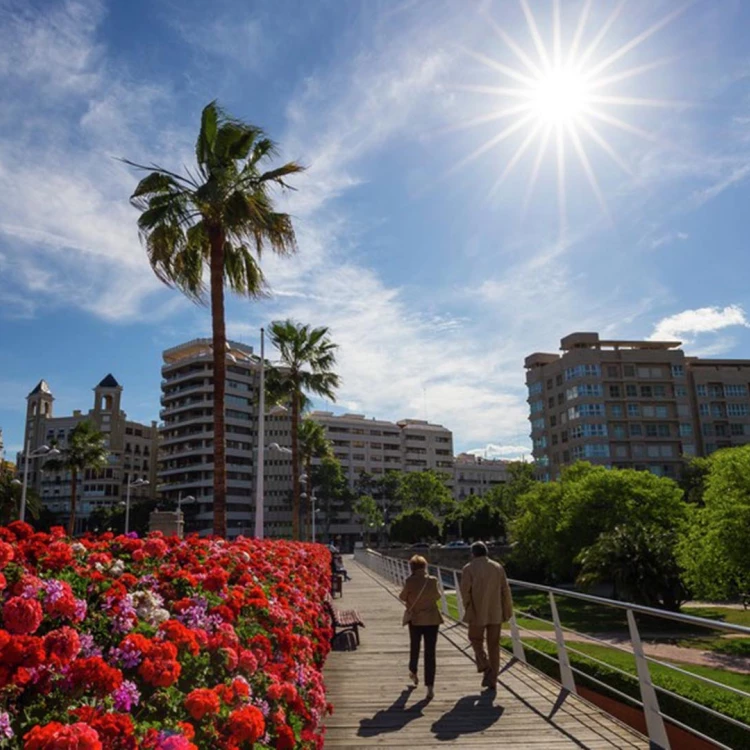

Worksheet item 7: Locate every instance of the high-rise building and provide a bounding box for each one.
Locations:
[18,376,158,532]
[525,332,750,480]
[158,338,293,538]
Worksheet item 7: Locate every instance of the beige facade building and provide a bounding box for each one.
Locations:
[308,412,454,486]
[525,332,750,480]
[158,338,293,538]
[19,376,158,532]
[453,453,509,500]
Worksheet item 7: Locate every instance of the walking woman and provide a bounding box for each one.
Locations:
[399,555,444,700]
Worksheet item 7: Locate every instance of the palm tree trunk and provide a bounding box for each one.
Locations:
[209,227,228,538]
[291,390,300,541]
[68,467,78,537]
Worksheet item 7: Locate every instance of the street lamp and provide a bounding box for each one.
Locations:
[125,477,149,534]
[300,489,319,543]
[177,493,195,512]
[18,443,60,522]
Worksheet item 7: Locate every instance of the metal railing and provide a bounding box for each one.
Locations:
[354,548,750,750]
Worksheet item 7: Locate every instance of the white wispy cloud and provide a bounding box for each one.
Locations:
[649,231,689,249]
[649,305,750,345]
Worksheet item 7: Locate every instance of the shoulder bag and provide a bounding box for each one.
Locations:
[402,578,429,627]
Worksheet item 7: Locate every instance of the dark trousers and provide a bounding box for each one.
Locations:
[408,624,439,687]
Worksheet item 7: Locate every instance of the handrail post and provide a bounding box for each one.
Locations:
[437,566,449,616]
[509,613,527,663]
[400,558,409,585]
[549,592,577,694]
[452,570,465,620]
[627,609,670,749]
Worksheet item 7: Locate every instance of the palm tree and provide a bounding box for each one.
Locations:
[46,421,108,537]
[0,463,41,524]
[298,417,333,541]
[125,101,304,537]
[267,321,340,540]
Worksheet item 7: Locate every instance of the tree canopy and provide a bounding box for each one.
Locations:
[390,508,442,545]
[677,445,750,600]
[395,470,455,516]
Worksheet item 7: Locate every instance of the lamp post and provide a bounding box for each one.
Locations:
[177,493,195,512]
[300,489,319,543]
[17,442,60,523]
[125,477,149,534]
[253,324,290,540]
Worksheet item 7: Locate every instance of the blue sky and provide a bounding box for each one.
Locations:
[2,0,750,460]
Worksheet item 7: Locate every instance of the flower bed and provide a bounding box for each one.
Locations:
[0,521,333,749]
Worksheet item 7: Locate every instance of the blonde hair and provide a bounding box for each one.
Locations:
[409,555,428,573]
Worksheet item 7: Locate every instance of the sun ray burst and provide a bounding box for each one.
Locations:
[450,0,686,237]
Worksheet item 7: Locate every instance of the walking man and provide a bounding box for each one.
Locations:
[460,541,513,690]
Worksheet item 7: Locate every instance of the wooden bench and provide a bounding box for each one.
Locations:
[331,573,343,598]
[325,593,365,646]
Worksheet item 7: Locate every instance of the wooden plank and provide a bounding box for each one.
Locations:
[324,558,649,748]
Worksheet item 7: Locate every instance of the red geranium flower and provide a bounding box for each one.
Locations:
[227,705,265,744]
[3,596,43,635]
[24,721,102,750]
[184,688,220,720]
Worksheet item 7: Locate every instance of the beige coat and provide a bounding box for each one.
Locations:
[460,556,513,627]
[399,572,444,627]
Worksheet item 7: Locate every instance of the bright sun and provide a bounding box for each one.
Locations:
[530,68,590,125]
[452,0,686,235]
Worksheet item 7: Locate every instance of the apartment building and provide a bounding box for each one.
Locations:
[18,376,158,532]
[453,452,509,500]
[308,412,454,487]
[158,338,293,538]
[525,332,750,480]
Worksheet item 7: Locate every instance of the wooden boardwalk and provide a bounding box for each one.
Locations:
[324,558,649,749]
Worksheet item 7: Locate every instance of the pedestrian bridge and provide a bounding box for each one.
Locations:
[324,553,651,749]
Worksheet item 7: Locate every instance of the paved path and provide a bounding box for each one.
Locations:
[324,559,649,749]
[518,630,750,675]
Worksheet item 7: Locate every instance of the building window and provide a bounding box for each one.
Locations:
[557,393,565,405]
[675,385,687,397]
[626,384,638,397]
[640,385,652,398]
[702,424,714,437]
[655,406,668,418]
[548,397,555,408]
[705,443,717,454]
[725,384,748,397]
[709,385,724,398]
[696,385,707,397]
[612,424,626,439]
[570,423,608,439]
[564,364,601,381]
[556,374,563,386]
[671,365,685,378]
[530,400,544,414]
[682,443,696,456]
[731,423,745,436]
[645,424,658,437]
[727,403,749,417]
[609,385,621,398]
[627,404,640,417]
[711,404,725,418]
[610,404,623,417]
[550,415,557,427]
[607,366,619,378]
[715,424,728,438]
[568,403,605,420]
[699,403,709,417]
[629,423,642,437]
[679,423,692,436]
[528,381,543,395]
[658,424,670,437]
[531,418,545,431]
[546,379,553,391]
[614,445,628,458]
[642,406,655,417]
[624,365,635,377]
[566,384,603,400]
[653,385,666,398]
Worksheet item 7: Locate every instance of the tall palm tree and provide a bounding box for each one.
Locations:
[267,321,340,540]
[125,101,304,537]
[299,417,333,541]
[46,421,108,537]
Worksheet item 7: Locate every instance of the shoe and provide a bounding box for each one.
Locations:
[409,671,418,686]
[481,669,495,688]
[426,686,435,700]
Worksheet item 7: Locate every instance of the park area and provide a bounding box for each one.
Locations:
[0,521,332,749]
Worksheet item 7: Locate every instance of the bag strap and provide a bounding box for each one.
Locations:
[406,578,429,613]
